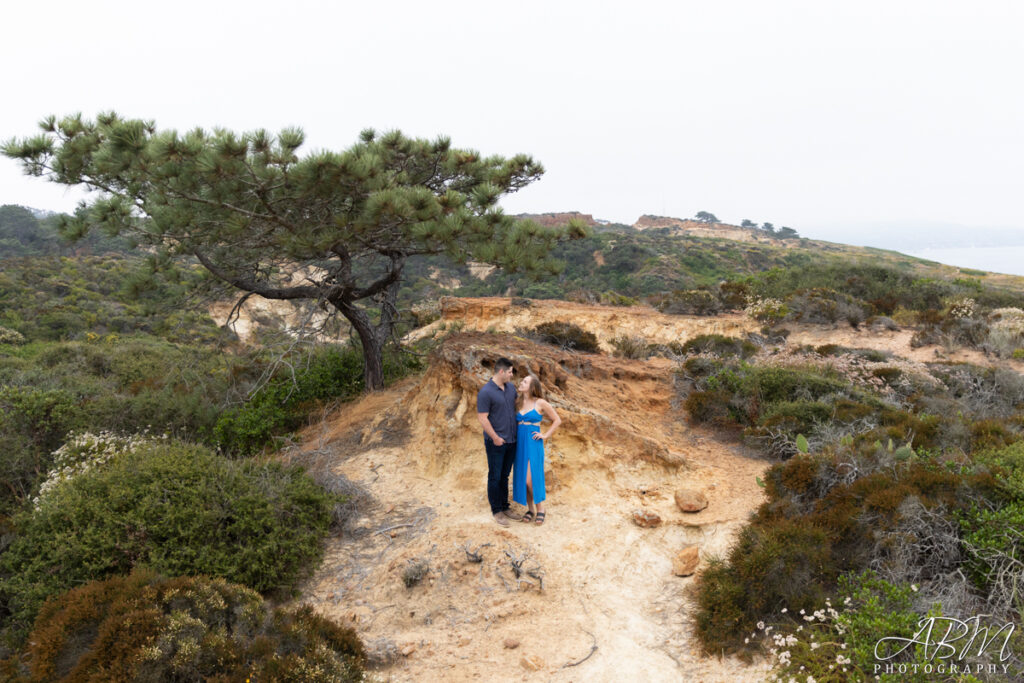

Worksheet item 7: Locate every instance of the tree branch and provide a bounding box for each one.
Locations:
[193,250,320,300]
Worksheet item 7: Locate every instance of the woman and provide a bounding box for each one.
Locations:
[512,373,561,526]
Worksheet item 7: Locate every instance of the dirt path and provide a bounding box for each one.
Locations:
[292,334,772,681]
[289,295,1017,681]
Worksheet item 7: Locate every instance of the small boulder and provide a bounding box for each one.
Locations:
[672,546,700,576]
[632,509,662,528]
[504,638,520,649]
[674,488,708,513]
[520,655,545,671]
[401,643,417,657]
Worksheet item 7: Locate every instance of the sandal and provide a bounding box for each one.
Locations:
[520,511,535,523]
[534,511,546,526]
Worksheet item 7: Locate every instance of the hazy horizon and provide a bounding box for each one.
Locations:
[2,1,1022,249]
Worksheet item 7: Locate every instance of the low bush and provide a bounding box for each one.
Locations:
[695,456,1004,655]
[0,570,365,682]
[987,307,1024,357]
[656,289,722,316]
[0,327,25,345]
[959,502,1024,601]
[681,334,758,359]
[530,321,600,353]
[694,520,837,653]
[815,344,890,362]
[718,281,751,309]
[756,571,947,683]
[0,439,333,645]
[786,287,867,327]
[0,387,85,515]
[610,335,652,359]
[744,297,789,323]
[599,291,639,306]
[214,346,367,455]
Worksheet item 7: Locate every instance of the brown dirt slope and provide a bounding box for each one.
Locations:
[292,329,770,682]
[415,296,1012,368]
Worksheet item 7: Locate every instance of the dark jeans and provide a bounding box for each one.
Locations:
[484,439,516,514]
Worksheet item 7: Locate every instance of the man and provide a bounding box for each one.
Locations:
[476,357,520,526]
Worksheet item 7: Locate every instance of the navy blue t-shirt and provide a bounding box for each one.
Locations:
[477,379,517,443]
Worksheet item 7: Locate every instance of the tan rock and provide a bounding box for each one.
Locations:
[520,655,545,671]
[504,638,520,649]
[672,546,700,576]
[674,488,708,513]
[401,643,417,657]
[632,509,662,528]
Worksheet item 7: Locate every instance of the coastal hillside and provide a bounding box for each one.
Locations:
[4,203,1024,680]
[286,296,1024,680]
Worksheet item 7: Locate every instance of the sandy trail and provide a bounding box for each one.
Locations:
[290,296,1013,681]
[292,332,771,682]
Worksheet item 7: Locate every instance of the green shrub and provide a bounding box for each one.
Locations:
[760,400,832,434]
[694,520,837,654]
[786,287,867,327]
[531,321,600,353]
[214,346,368,455]
[0,327,25,345]
[815,344,890,362]
[684,389,734,426]
[747,365,848,405]
[681,334,758,359]
[696,459,998,655]
[744,296,789,323]
[656,289,722,316]
[681,356,723,378]
[758,571,945,683]
[599,291,639,306]
[0,439,333,645]
[610,335,652,359]
[718,281,751,309]
[0,387,85,515]
[975,440,1024,498]
[1,570,364,682]
[959,501,1024,591]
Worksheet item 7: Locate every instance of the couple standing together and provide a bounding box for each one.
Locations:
[476,358,562,527]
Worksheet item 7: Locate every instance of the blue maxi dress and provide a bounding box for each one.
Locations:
[512,408,546,505]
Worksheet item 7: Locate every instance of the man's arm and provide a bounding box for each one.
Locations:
[477,412,504,445]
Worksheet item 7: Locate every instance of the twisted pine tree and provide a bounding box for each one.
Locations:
[4,113,588,389]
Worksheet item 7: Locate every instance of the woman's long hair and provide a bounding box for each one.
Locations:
[515,373,545,412]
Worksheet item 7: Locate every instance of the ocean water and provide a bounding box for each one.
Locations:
[904,246,1024,277]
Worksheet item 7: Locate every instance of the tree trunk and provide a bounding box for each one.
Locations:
[336,299,386,391]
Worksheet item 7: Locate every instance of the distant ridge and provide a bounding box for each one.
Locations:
[632,214,778,243]
[514,211,598,227]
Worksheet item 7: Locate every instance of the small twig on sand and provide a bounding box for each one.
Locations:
[374,523,414,536]
[562,630,598,669]
[495,568,512,593]
[504,547,528,578]
[462,541,491,563]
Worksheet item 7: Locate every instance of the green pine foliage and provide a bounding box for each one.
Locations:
[4,115,589,390]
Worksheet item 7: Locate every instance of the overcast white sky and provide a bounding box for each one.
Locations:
[2,0,1022,242]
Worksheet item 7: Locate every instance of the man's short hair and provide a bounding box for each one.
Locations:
[494,357,514,372]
